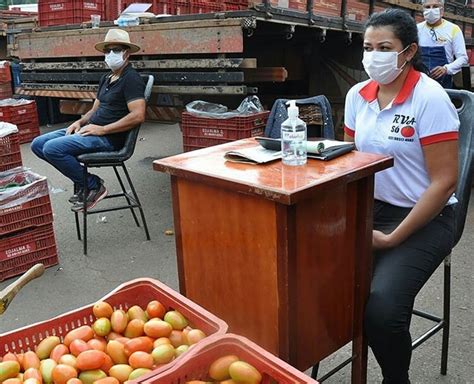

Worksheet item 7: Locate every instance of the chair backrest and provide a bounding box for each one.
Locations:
[446,89,474,246]
[119,74,154,161]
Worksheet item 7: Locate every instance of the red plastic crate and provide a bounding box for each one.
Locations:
[39,0,105,26]
[115,0,175,17]
[0,100,39,125]
[181,111,268,151]
[17,121,41,144]
[0,224,58,282]
[175,0,190,15]
[0,278,228,356]
[0,169,53,236]
[135,334,319,383]
[0,82,13,99]
[0,132,22,172]
[0,62,12,82]
[38,0,75,26]
[190,1,223,13]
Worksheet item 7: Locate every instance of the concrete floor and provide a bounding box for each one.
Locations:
[1,121,473,383]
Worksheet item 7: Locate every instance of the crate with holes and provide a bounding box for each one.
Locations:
[0,278,228,380]
[0,61,12,100]
[0,167,57,281]
[0,99,41,144]
[0,123,22,173]
[135,334,320,383]
[181,98,270,152]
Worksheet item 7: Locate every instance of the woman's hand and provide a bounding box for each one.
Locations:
[372,230,397,250]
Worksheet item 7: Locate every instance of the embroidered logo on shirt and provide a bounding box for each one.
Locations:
[388,114,416,142]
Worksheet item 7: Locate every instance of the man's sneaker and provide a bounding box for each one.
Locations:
[68,189,84,204]
[71,183,107,212]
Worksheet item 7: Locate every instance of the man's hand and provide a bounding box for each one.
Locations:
[430,66,448,79]
[372,230,397,251]
[66,121,81,135]
[78,124,104,136]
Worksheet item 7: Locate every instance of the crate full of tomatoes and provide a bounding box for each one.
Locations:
[0,278,228,384]
[135,334,319,383]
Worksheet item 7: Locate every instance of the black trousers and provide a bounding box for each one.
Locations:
[365,200,455,384]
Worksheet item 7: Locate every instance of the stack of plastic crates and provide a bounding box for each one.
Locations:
[0,167,57,282]
[135,334,320,383]
[181,111,270,152]
[38,0,106,27]
[0,124,22,172]
[0,278,228,374]
[0,61,12,100]
[0,99,41,144]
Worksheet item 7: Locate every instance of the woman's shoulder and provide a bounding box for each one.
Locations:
[347,79,372,99]
[413,73,451,104]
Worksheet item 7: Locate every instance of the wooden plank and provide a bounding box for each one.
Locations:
[12,20,244,59]
[243,67,288,82]
[18,83,254,95]
[22,58,258,71]
[21,71,245,83]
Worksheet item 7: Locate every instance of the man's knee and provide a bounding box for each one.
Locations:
[42,139,66,161]
[31,135,46,157]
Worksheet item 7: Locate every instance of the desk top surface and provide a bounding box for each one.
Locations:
[154,138,393,204]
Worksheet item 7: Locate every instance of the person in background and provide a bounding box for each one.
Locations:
[31,29,145,211]
[344,9,459,383]
[417,0,468,88]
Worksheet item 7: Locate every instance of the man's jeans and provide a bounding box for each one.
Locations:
[31,128,115,190]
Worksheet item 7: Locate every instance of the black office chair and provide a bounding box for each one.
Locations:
[311,89,473,382]
[411,89,473,375]
[73,74,154,255]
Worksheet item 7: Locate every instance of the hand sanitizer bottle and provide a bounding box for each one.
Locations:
[281,100,307,166]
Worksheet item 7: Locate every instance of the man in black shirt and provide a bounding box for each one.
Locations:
[31,29,146,211]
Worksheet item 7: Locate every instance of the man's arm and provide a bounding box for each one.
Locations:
[78,99,146,137]
[445,28,469,75]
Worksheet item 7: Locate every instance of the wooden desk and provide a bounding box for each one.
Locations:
[154,138,393,383]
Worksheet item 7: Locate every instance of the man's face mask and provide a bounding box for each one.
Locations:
[362,46,410,85]
[105,50,125,71]
[423,7,441,25]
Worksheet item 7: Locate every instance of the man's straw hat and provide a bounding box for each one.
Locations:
[95,29,141,53]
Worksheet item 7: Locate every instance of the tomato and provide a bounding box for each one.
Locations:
[93,377,120,384]
[23,351,40,370]
[229,361,262,384]
[145,301,166,319]
[69,340,91,357]
[92,302,113,319]
[50,345,70,363]
[63,326,94,347]
[106,341,128,365]
[151,344,175,365]
[39,358,57,384]
[92,318,111,338]
[52,364,78,384]
[128,352,154,370]
[143,319,172,339]
[185,329,206,345]
[23,368,43,383]
[163,311,188,330]
[87,339,106,352]
[36,336,61,360]
[0,361,21,382]
[110,311,128,334]
[108,365,133,383]
[76,350,107,371]
[208,355,239,381]
[58,355,77,369]
[123,319,144,339]
[123,337,153,357]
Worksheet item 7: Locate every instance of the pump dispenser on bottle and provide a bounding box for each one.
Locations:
[281,100,307,166]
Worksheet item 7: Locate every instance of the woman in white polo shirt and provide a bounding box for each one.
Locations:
[344,9,459,384]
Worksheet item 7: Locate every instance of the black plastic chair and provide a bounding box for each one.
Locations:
[73,74,154,255]
[411,89,473,375]
[311,89,473,382]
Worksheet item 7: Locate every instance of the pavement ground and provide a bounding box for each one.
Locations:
[1,121,473,383]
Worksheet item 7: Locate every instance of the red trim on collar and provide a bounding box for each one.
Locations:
[393,68,421,105]
[358,67,422,105]
[359,81,378,103]
[420,131,458,146]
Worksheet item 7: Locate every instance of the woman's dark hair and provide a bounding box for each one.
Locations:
[365,9,428,73]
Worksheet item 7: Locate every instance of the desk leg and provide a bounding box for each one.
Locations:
[350,177,374,384]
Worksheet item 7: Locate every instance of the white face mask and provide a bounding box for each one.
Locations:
[362,46,410,85]
[105,51,125,71]
[423,7,441,25]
